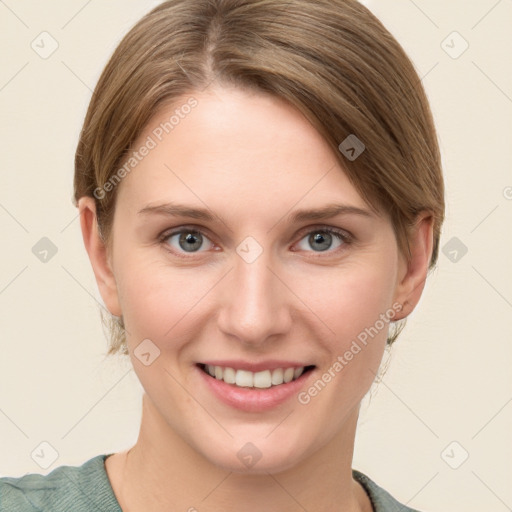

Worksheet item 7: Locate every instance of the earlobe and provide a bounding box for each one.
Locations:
[392,213,434,321]
[78,197,122,317]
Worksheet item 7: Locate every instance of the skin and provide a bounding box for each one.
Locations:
[79,84,433,512]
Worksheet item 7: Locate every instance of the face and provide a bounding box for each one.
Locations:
[87,85,416,474]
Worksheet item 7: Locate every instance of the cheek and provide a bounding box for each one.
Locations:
[296,259,397,409]
[114,252,218,344]
[303,260,397,345]
[291,265,395,425]
[117,247,397,342]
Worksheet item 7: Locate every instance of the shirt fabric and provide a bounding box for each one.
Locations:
[0,454,421,511]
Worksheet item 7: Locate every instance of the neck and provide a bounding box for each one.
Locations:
[105,395,371,512]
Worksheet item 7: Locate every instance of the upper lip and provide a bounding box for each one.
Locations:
[199,360,314,372]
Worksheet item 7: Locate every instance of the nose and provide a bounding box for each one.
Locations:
[216,249,293,347]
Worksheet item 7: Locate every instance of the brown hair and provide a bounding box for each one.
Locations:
[73,0,444,355]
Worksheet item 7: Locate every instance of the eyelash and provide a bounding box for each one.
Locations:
[157,225,353,259]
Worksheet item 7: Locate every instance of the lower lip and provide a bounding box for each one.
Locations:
[197,365,315,412]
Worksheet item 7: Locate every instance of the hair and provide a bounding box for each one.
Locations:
[73,0,445,356]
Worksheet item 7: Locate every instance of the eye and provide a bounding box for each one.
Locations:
[161,228,214,254]
[158,225,351,257]
[295,227,350,253]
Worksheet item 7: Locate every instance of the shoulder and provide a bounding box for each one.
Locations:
[0,454,121,512]
[353,469,423,512]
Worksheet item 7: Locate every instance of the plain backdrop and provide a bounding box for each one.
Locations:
[0,1,511,511]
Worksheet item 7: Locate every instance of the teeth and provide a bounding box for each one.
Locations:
[271,368,284,385]
[223,367,236,384]
[253,370,272,389]
[235,369,253,388]
[204,365,308,388]
[293,367,304,379]
[283,368,294,383]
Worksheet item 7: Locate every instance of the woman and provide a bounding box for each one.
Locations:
[0,1,444,510]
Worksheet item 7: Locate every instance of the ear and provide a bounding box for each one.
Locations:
[392,212,434,321]
[78,197,122,317]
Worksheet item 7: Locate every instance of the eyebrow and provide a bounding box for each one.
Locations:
[137,202,374,223]
[138,203,216,221]
[287,203,374,222]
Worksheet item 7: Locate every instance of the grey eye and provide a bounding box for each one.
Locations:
[296,230,344,252]
[165,230,213,253]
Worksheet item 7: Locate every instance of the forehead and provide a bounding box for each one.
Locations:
[115,86,371,217]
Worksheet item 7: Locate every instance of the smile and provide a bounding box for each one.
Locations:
[198,363,316,389]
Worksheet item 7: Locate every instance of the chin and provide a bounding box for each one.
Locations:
[200,433,310,475]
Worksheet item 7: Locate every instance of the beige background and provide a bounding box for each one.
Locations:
[1,1,511,510]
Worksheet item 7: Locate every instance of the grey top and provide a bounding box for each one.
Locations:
[0,454,421,511]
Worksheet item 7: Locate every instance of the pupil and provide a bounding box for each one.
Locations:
[310,232,332,251]
[179,232,202,252]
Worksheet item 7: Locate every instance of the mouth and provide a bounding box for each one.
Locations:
[197,363,316,389]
